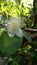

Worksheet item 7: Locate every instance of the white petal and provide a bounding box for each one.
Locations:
[15,29,23,37]
[3,20,9,27]
[7,30,15,37]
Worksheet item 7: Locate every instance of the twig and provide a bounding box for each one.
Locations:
[25,28,37,39]
[25,28,37,32]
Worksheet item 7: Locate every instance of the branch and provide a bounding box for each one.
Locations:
[25,28,37,39]
[25,28,37,32]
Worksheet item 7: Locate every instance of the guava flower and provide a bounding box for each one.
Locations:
[3,17,23,38]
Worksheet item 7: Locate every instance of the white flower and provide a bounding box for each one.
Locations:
[4,17,23,38]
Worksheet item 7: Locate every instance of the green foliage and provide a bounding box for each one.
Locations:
[0,31,22,55]
[0,0,37,65]
[23,31,32,42]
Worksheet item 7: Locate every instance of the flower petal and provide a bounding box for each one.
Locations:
[15,29,23,37]
[7,30,15,37]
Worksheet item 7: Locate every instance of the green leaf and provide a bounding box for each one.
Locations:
[29,52,36,57]
[23,31,32,42]
[0,32,22,56]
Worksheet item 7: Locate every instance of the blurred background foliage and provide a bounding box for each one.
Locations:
[0,0,37,65]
